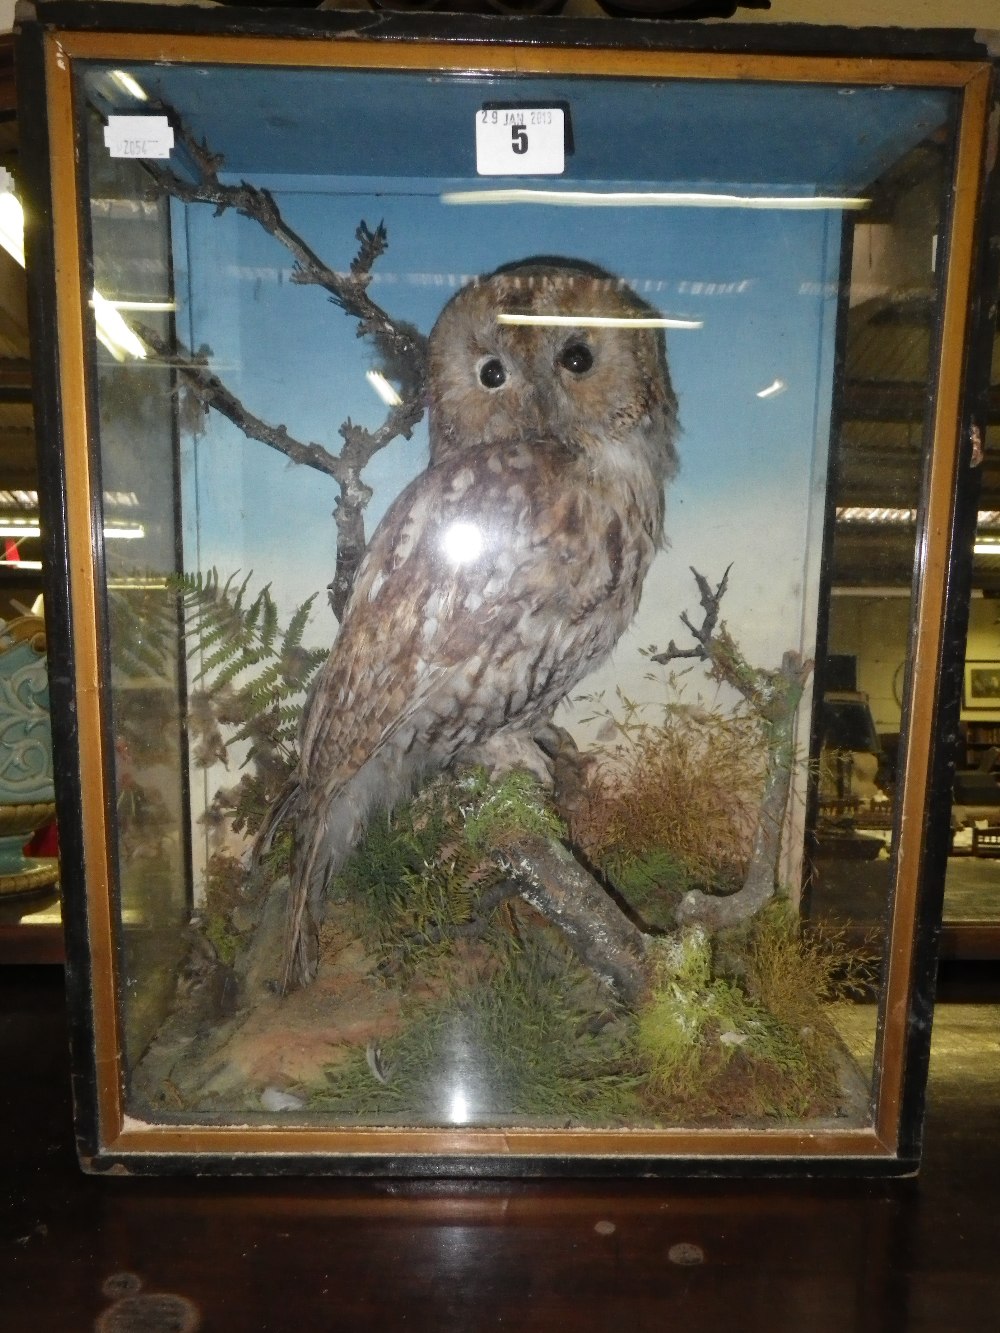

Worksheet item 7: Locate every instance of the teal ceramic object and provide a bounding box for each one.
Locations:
[0,615,58,892]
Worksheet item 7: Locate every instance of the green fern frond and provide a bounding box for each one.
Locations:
[282,594,317,657]
[175,566,325,797]
[259,586,279,655]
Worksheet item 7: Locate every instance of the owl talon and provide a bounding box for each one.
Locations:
[460,731,554,787]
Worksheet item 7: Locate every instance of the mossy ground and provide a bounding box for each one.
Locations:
[168,576,868,1125]
[289,768,869,1126]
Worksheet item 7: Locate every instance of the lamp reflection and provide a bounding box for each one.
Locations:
[441,521,485,567]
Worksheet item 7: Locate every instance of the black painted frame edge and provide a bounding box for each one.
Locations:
[77,1147,919,1180]
[14,19,104,1167]
[17,0,1000,64]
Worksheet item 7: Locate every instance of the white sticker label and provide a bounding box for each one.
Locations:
[476,108,565,177]
[104,116,175,160]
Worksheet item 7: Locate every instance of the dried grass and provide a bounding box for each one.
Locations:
[573,694,766,889]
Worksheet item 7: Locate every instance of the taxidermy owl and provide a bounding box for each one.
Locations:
[280,258,679,989]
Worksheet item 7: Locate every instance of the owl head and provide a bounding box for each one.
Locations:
[427,258,679,477]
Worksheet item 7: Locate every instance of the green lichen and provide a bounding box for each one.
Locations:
[634,920,847,1120]
[203,913,240,967]
[461,768,564,851]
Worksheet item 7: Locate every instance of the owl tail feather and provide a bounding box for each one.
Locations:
[281,815,328,993]
[278,749,423,993]
[279,774,368,993]
[249,777,300,874]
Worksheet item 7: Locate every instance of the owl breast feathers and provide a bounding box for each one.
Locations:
[282,258,679,988]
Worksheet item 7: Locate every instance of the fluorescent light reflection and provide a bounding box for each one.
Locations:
[366,370,402,406]
[0,524,41,539]
[91,290,147,361]
[0,559,42,570]
[104,525,145,540]
[449,1089,469,1124]
[756,379,787,399]
[0,170,25,267]
[442,189,870,212]
[110,70,149,101]
[497,313,702,331]
[837,507,918,525]
[107,577,170,591]
[0,174,156,367]
[104,299,176,313]
[0,174,149,363]
[838,510,1000,557]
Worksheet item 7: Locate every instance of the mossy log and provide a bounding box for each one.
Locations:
[498,832,650,1006]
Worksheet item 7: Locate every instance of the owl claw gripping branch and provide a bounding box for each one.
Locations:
[276,259,679,991]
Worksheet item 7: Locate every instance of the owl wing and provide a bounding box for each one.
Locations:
[297,435,607,794]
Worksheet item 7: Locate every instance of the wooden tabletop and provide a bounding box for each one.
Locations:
[3,965,998,1332]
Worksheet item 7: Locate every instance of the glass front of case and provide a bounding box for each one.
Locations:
[30,21,996,1172]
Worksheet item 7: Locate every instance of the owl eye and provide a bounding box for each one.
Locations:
[558,342,594,376]
[478,357,507,389]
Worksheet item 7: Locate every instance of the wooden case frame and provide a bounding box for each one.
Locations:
[16,3,1000,1177]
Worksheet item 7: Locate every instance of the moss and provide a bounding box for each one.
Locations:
[329,767,565,978]
[461,768,565,850]
[308,909,859,1126]
[634,922,850,1120]
[308,934,639,1125]
[600,848,691,930]
[196,852,248,967]
[203,913,240,967]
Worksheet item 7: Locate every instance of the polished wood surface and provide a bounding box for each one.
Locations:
[3,966,998,1331]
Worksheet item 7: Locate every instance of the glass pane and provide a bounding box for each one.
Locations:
[803,133,953,1034]
[945,320,1000,939]
[77,60,957,1134]
[84,112,189,1064]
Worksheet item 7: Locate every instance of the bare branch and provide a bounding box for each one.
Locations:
[142,116,427,393]
[327,402,425,620]
[137,324,344,481]
[139,322,424,620]
[652,569,813,930]
[129,104,438,617]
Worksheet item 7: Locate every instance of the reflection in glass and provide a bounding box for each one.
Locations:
[944,320,1000,942]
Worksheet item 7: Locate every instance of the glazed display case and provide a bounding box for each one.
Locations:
[17,4,1000,1175]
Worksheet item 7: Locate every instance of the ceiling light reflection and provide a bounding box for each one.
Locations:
[441,521,484,567]
[104,299,176,313]
[91,290,148,362]
[1,173,153,363]
[497,313,702,331]
[110,70,150,101]
[442,189,870,212]
[366,370,402,407]
[0,170,25,267]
